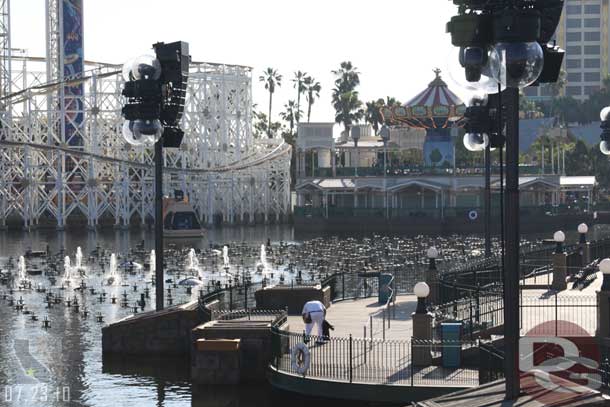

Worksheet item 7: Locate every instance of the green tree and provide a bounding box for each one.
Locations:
[253,110,281,139]
[292,71,307,123]
[303,76,321,123]
[365,100,384,134]
[259,68,282,138]
[279,100,302,138]
[333,91,364,134]
[331,61,363,134]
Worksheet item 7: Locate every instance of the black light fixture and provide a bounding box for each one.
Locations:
[120,41,190,312]
[447,0,564,91]
[599,107,610,155]
[463,96,491,152]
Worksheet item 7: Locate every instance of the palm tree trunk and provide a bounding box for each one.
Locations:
[268,91,273,138]
[296,85,301,123]
[307,95,312,123]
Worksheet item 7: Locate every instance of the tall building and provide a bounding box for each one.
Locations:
[525,0,609,101]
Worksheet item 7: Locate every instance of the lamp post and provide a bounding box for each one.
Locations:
[412,281,433,366]
[446,0,564,399]
[578,223,590,265]
[425,246,439,305]
[121,42,190,312]
[553,230,565,254]
[596,258,610,338]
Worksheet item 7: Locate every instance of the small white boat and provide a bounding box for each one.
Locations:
[163,196,206,238]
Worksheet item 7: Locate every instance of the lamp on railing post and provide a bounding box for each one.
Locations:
[596,258,610,338]
[425,246,439,305]
[578,223,591,265]
[412,282,433,366]
[551,230,567,291]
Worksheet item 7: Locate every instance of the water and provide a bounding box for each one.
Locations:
[0,226,384,407]
[1,224,603,406]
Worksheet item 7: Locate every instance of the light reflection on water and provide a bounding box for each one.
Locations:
[0,226,381,407]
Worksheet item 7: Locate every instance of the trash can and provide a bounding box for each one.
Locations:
[378,273,393,304]
[441,322,462,368]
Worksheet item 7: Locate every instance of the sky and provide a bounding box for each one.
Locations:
[10,0,457,124]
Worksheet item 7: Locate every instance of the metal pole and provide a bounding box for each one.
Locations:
[484,144,492,258]
[155,139,164,312]
[384,141,388,219]
[504,88,520,400]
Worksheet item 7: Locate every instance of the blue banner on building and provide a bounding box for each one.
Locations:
[62,0,84,147]
[423,128,454,168]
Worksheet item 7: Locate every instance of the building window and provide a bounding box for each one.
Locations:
[567,45,582,54]
[585,31,601,41]
[585,45,601,54]
[568,72,582,82]
[584,58,601,68]
[584,18,601,27]
[567,32,582,41]
[584,72,601,82]
[584,4,601,14]
[566,86,582,96]
[567,18,582,28]
[585,85,600,95]
[567,5,582,14]
[566,59,581,69]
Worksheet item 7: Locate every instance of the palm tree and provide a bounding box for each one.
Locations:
[331,62,363,134]
[365,100,384,134]
[279,100,302,137]
[259,68,282,138]
[333,90,364,134]
[332,61,360,93]
[292,71,308,123]
[303,76,321,123]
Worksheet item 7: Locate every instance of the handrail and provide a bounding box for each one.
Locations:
[365,274,395,341]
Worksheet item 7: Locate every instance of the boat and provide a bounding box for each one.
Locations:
[163,193,206,238]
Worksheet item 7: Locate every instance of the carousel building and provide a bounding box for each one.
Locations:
[294,71,596,232]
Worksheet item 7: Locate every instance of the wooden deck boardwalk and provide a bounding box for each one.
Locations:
[287,294,418,339]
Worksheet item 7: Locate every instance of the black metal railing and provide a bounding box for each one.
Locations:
[479,342,504,385]
[270,327,478,387]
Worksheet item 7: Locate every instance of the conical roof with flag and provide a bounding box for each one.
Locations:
[381,69,466,129]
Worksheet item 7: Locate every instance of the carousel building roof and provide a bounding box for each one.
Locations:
[381,69,466,129]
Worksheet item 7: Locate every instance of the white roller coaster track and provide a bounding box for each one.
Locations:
[0,57,292,229]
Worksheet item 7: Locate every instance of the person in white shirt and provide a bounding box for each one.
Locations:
[302,300,326,339]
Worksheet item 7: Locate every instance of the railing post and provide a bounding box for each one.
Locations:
[370,315,373,349]
[410,343,414,387]
[383,310,386,341]
[244,282,248,311]
[363,326,367,364]
[229,284,233,311]
[349,334,353,383]
[555,292,558,336]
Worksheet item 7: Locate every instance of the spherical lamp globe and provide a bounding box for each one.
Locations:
[414,282,430,298]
